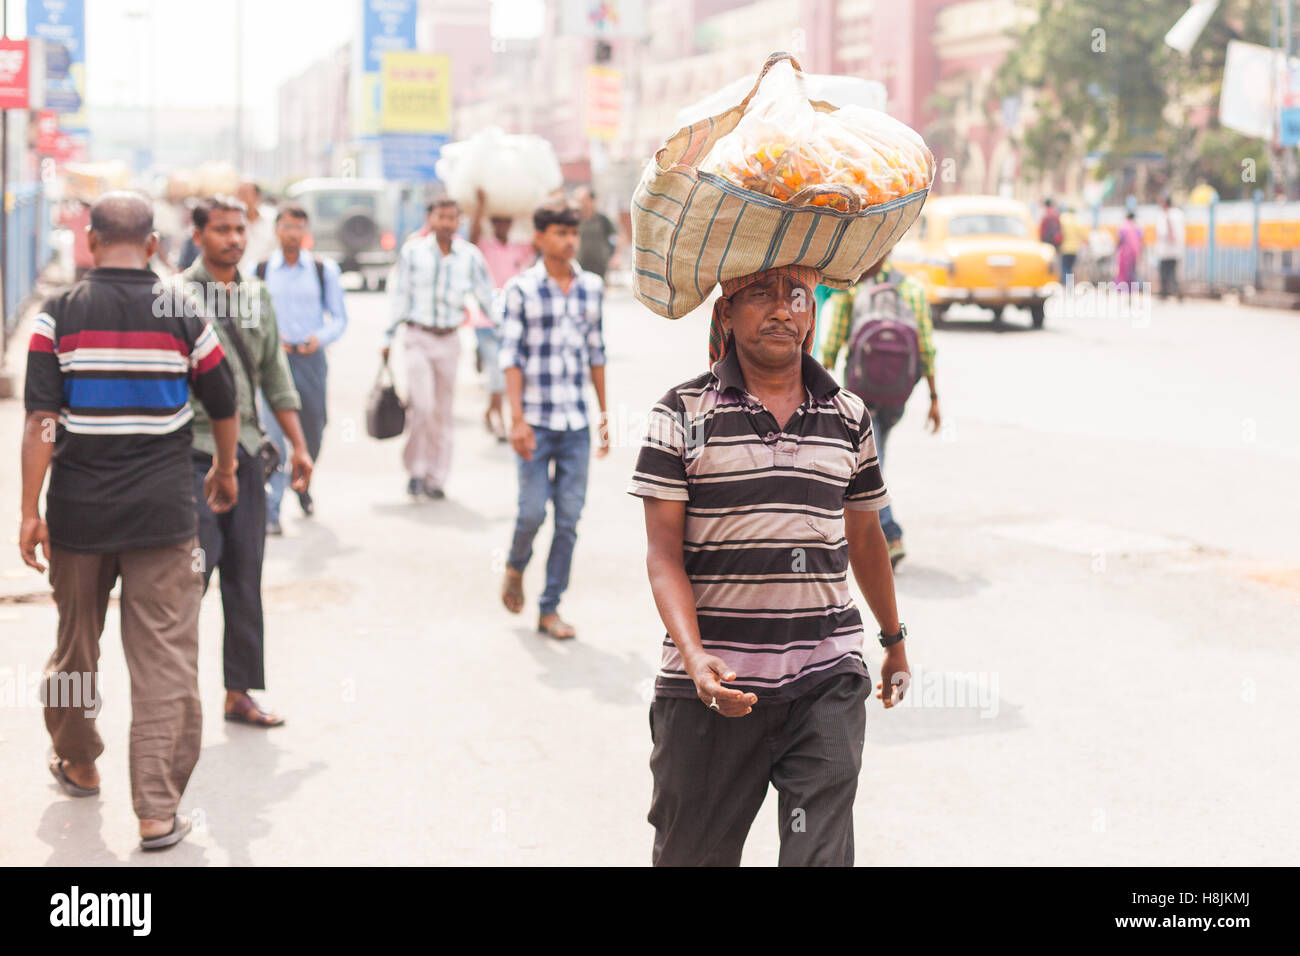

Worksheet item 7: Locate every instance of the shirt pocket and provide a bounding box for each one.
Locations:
[566,299,593,344]
[806,451,854,542]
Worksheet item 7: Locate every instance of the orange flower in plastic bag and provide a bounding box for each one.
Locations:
[700,61,934,211]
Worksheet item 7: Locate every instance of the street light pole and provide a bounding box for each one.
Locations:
[234,0,243,171]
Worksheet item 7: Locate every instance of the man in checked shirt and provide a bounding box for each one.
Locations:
[497,201,610,640]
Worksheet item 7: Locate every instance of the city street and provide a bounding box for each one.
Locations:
[1,283,1297,866]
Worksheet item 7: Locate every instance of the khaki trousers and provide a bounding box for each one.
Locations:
[45,537,203,821]
[403,326,461,489]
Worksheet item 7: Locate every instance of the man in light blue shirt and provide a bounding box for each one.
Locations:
[256,204,349,532]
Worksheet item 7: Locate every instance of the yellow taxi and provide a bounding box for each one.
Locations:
[889,195,1058,328]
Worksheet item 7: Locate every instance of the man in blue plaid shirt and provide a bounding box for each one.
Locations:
[498,201,609,640]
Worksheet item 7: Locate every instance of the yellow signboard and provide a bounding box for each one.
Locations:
[585,65,622,141]
[380,52,451,133]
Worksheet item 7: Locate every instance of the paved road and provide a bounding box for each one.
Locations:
[1,284,1296,865]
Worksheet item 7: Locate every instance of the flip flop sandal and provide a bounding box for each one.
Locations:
[48,757,99,797]
[224,696,285,728]
[538,617,576,640]
[140,815,191,851]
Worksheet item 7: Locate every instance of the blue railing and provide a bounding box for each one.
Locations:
[3,183,51,346]
[1093,194,1296,294]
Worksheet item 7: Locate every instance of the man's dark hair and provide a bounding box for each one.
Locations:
[1043,197,1055,208]
[533,201,580,233]
[89,191,154,246]
[192,194,248,231]
[426,198,459,215]
[275,203,309,224]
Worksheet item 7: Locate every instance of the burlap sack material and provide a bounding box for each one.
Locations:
[631,51,929,322]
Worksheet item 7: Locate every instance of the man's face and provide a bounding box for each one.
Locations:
[236,184,259,210]
[276,214,307,256]
[195,208,247,268]
[429,205,459,243]
[719,275,814,368]
[534,223,579,262]
[575,189,594,219]
[490,216,512,243]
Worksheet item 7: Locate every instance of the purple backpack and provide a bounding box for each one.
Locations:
[844,276,922,408]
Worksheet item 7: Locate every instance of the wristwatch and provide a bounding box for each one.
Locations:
[878,623,907,648]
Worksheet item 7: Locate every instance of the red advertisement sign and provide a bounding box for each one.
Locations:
[0,39,30,110]
[36,109,59,151]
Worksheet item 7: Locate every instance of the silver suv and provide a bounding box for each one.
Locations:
[284,178,398,290]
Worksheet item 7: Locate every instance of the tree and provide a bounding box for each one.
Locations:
[995,0,1274,198]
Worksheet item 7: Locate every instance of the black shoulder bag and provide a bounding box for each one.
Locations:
[214,310,283,482]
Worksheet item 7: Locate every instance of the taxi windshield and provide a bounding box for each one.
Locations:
[947,214,1028,237]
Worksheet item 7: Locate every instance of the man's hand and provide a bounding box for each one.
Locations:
[875,643,910,709]
[927,397,941,433]
[687,653,756,717]
[298,334,320,356]
[289,445,314,492]
[381,346,391,363]
[511,419,536,461]
[19,516,51,573]
[595,414,610,459]
[204,466,239,514]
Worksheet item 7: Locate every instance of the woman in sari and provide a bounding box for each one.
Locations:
[1115,212,1142,288]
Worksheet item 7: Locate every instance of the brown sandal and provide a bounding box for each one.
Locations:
[502,568,525,614]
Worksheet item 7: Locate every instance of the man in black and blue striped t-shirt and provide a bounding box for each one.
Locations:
[20,192,240,852]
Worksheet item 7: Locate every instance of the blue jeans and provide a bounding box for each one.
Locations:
[475,326,505,394]
[866,405,903,541]
[507,426,590,616]
[262,350,328,524]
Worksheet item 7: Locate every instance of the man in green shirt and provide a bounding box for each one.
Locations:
[574,186,618,280]
[182,195,313,728]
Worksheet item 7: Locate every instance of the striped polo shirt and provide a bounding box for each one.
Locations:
[628,345,890,704]
[25,267,237,552]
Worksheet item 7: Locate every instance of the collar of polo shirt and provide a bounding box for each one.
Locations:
[710,334,841,404]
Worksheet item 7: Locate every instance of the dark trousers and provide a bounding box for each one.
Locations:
[865,403,904,541]
[192,448,267,691]
[288,350,328,460]
[263,349,327,523]
[1158,258,1181,300]
[1060,252,1077,282]
[648,672,869,866]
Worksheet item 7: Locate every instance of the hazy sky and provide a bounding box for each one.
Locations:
[12,0,357,147]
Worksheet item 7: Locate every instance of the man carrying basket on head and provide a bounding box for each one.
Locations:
[627,53,931,866]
